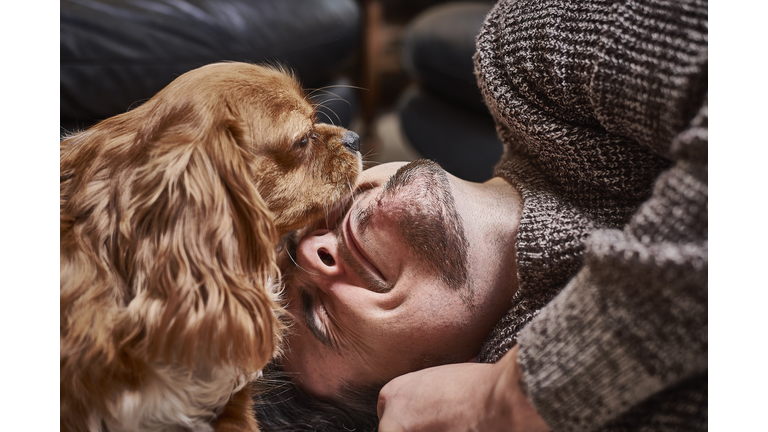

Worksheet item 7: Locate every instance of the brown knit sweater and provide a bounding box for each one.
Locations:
[473,0,707,431]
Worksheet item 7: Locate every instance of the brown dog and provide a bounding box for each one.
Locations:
[60,62,362,431]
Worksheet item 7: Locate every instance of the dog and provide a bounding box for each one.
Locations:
[60,62,362,432]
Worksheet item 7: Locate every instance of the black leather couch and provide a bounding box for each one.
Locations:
[61,0,503,183]
[60,0,363,135]
[398,2,502,182]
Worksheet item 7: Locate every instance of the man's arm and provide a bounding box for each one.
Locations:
[516,98,708,431]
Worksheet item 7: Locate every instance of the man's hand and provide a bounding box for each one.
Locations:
[377,345,550,432]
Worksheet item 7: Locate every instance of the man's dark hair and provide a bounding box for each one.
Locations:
[253,362,381,431]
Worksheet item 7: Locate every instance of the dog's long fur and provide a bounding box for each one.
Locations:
[60,62,362,432]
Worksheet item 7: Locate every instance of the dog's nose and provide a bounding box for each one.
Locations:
[342,131,360,152]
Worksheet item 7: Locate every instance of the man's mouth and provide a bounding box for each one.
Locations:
[343,207,386,282]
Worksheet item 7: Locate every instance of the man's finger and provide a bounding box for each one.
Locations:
[376,388,387,420]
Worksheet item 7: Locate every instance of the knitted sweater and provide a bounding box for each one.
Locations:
[473,1,707,431]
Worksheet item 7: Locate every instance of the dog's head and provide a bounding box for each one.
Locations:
[122,62,363,234]
[145,62,363,235]
[60,62,362,391]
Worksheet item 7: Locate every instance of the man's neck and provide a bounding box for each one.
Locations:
[451,174,522,329]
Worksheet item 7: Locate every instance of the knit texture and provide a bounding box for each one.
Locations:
[473,0,707,431]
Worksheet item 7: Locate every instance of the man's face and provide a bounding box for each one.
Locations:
[281,160,517,398]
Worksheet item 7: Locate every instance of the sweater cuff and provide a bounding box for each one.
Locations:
[516,225,708,432]
[516,267,665,432]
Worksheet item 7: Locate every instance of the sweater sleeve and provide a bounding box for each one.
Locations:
[473,0,707,430]
[516,100,707,431]
[506,1,708,431]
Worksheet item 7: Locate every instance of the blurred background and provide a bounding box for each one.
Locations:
[60,0,503,182]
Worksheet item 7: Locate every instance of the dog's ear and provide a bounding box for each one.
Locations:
[112,109,283,371]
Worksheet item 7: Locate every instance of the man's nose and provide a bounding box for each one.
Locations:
[295,229,344,279]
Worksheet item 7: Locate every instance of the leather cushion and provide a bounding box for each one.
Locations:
[401,2,494,115]
[398,85,502,182]
[61,0,361,122]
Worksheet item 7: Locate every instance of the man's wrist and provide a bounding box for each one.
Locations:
[492,345,550,432]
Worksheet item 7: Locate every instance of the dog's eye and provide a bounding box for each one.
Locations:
[295,131,318,150]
